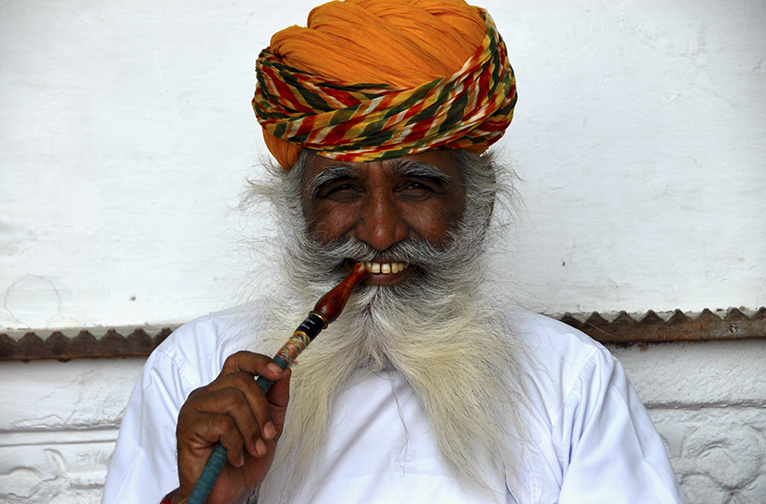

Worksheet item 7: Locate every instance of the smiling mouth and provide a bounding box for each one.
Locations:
[363,261,408,274]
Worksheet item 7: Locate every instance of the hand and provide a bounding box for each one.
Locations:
[174,351,291,504]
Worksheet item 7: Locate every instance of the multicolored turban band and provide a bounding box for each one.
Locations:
[253,1,516,169]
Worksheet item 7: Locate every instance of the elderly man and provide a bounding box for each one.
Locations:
[103,1,686,503]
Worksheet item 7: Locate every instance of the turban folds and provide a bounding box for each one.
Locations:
[253,0,516,169]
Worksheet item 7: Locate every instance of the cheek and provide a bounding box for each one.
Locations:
[303,202,360,242]
[402,202,464,245]
[302,196,464,245]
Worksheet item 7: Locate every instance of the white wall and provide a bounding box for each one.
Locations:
[1,1,765,503]
[2,0,764,330]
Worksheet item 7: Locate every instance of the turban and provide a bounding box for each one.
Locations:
[253,0,516,169]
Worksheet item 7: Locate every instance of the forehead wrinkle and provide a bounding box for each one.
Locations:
[305,164,359,197]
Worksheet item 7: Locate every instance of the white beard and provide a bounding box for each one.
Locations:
[251,286,526,502]
[242,150,526,501]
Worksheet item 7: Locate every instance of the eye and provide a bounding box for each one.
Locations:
[317,182,363,203]
[396,180,437,200]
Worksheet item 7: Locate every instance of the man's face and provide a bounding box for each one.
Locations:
[300,150,467,286]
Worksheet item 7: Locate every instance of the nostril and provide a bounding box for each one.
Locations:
[356,208,407,251]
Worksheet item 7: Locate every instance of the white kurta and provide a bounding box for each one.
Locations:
[102,306,686,503]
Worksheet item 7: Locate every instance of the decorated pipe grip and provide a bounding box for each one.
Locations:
[188,263,369,504]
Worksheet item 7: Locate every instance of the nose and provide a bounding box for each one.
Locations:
[354,190,408,251]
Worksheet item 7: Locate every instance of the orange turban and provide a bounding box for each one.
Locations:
[254,0,516,168]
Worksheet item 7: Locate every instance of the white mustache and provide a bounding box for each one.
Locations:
[306,236,447,269]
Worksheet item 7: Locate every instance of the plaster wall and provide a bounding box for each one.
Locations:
[2,341,766,503]
[1,1,765,503]
[1,0,764,329]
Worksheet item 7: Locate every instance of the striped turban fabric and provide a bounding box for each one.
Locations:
[253,0,516,169]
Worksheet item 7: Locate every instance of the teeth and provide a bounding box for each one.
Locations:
[364,261,407,275]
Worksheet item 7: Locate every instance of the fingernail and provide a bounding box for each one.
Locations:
[255,438,267,456]
[267,362,283,374]
[263,421,276,439]
[238,451,245,466]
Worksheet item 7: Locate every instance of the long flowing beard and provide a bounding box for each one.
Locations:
[254,281,526,502]
[245,151,526,500]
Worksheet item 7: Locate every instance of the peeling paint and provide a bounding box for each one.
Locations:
[4,275,62,329]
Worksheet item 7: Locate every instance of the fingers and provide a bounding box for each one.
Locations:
[219,351,285,381]
[265,368,291,436]
[211,351,286,445]
[187,412,248,466]
[175,351,293,500]
[178,351,290,459]
[194,376,268,461]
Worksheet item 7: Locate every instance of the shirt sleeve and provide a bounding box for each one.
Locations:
[557,346,687,504]
[101,349,193,504]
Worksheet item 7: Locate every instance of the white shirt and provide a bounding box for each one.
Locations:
[102,306,686,503]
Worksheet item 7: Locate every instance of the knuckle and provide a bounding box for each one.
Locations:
[210,414,236,433]
[221,430,245,452]
[225,351,245,364]
[214,388,248,412]
[230,372,254,388]
[221,352,245,373]
[185,385,207,402]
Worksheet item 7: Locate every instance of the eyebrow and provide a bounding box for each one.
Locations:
[394,160,453,186]
[304,159,453,198]
[305,164,359,198]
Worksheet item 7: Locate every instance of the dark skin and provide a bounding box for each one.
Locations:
[302,150,467,282]
[173,354,290,504]
[172,150,466,503]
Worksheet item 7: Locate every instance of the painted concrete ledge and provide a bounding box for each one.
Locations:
[1,307,765,361]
